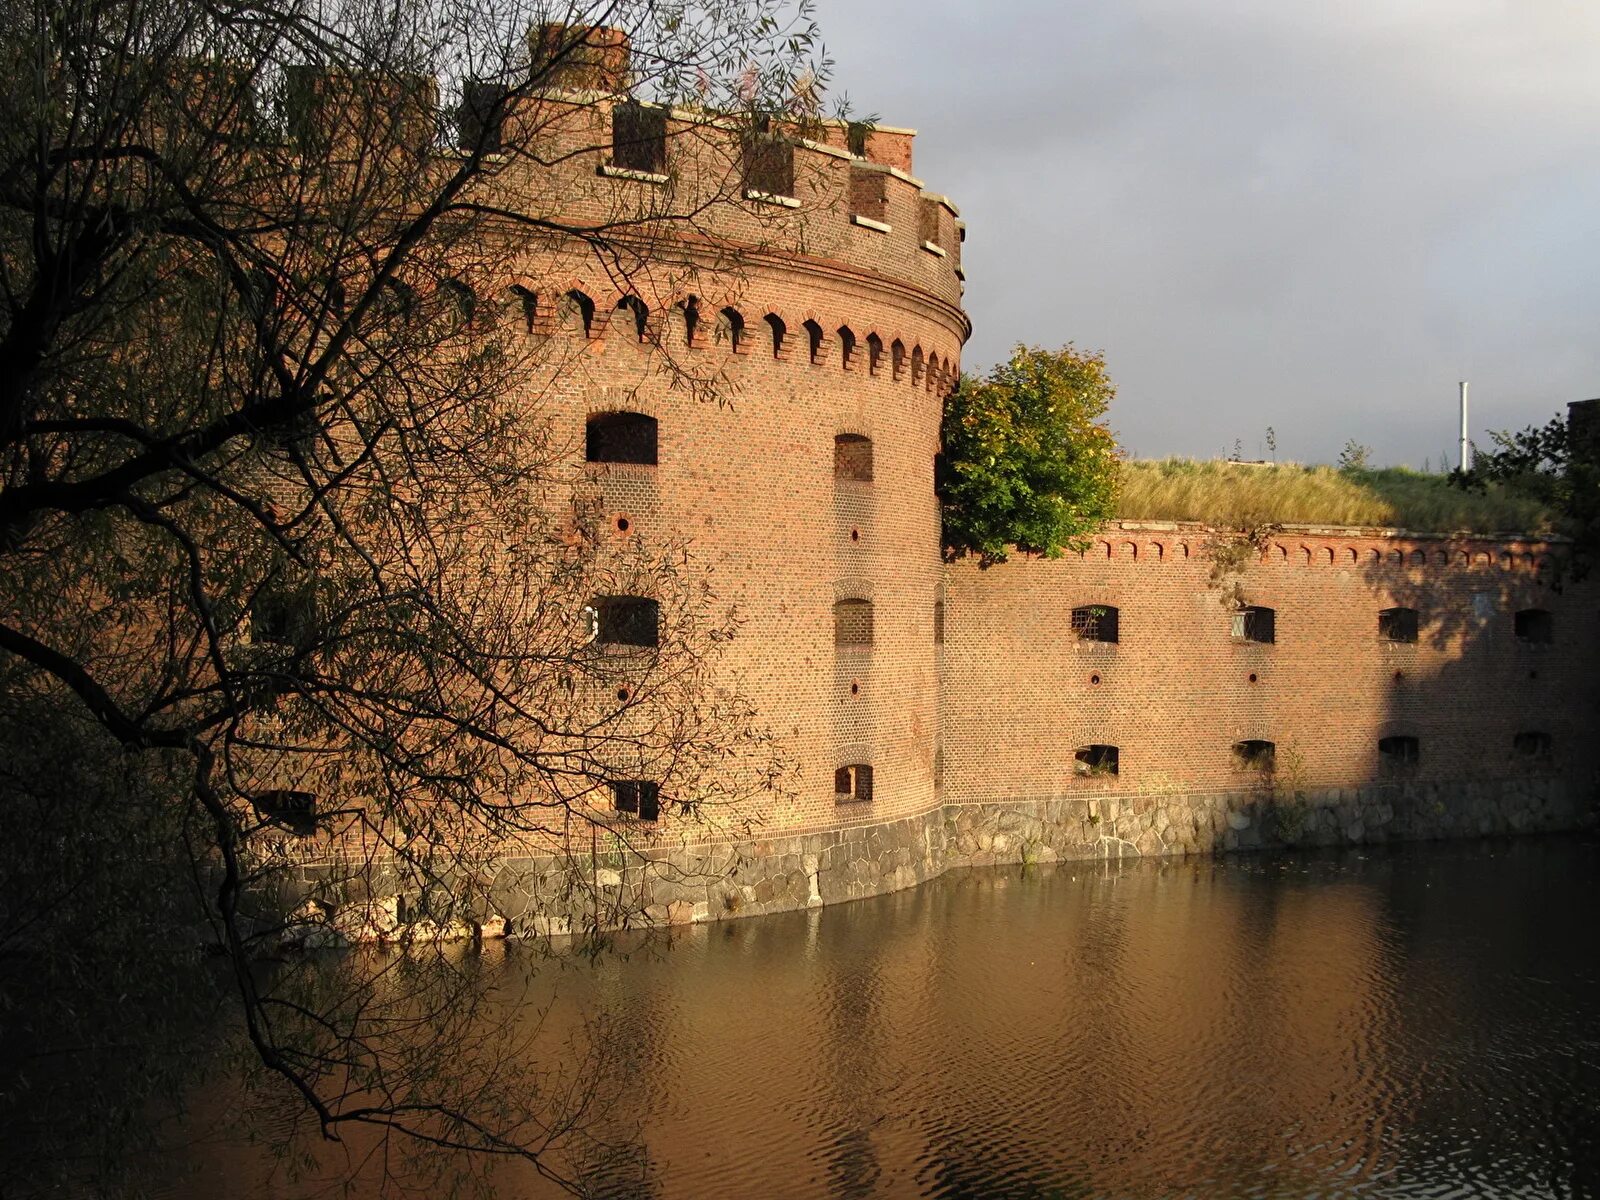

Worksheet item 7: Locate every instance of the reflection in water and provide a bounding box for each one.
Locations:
[170,837,1600,1198]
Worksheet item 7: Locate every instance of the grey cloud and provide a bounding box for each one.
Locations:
[816,0,1600,465]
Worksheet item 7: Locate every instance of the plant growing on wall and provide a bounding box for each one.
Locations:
[1202,522,1281,610]
[938,344,1121,565]
[1267,746,1312,842]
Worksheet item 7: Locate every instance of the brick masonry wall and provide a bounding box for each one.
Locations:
[502,254,962,842]
[283,516,1599,944]
[941,523,1599,804]
[270,75,1600,944]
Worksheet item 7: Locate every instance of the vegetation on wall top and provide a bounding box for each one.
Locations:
[939,344,1121,565]
[1117,459,1556,535]
[1451,414,1596,571]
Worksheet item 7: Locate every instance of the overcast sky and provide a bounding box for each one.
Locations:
[814,0,1600,467]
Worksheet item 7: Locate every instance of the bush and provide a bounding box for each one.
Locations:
[939,344,1120,564]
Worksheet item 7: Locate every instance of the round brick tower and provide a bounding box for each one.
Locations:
[494,32,970,844]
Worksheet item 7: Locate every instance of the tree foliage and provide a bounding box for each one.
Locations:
[0,0,829,1191]
[938,344,1121,565]
[1453,414,1597,574]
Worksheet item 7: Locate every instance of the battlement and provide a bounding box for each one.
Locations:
[147,25,966,320]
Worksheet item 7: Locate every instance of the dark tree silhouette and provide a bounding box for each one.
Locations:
[0,0,831,1191]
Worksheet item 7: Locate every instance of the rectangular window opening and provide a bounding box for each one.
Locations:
[595,596,660,647]
[611,779,660,821]
[611,101,666,175]
[1378,607,1419,643]
[1512,731,1552,759]
[1072,605,1119,644]
[1378,735,1420,776]
[1514,609,1553,644]
[1074,745,1119,777]
[1233,740,1276,773]
[1232,605,1275,644]
[834,764,874,803]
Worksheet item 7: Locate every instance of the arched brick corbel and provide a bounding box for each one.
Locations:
[711,302,748,355]
[800,315,831,366]
[664,297,705,351]
[836,325,858,372]
[553,284,601,346]
[762,312,790,361]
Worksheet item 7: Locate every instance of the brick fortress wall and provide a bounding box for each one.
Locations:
[277,31,1598,939]
[942,524,1596,804]
[473,40,967,843]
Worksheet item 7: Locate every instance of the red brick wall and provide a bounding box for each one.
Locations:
[510,259,963,837]
[941,524,1599,806]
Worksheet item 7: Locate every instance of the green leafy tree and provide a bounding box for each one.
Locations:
[1453,414,1597,575]
[938,345,1120,565]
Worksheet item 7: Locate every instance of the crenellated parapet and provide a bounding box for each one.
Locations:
[257,32,967,326]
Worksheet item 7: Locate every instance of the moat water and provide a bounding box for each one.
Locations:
[168,836,1599,1198]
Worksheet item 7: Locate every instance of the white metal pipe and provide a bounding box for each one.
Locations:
[1459,381,1470,471]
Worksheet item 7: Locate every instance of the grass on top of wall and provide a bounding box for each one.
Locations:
[1115,459,1556,535]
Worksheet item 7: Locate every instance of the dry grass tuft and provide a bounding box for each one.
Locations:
[1116,459,1555,534]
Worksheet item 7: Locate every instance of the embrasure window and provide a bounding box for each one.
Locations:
[834,434,873,482]
[1233,740,1276,772]
[1071,605,1119,643]
[251,586,316,649]
[1512,731,1552,759]
[611,101,666,174]
[1378,607,1419,643]
[1074,745,1119,777]
[593,596,659,647]
[1232,605,1276,644]
[834,763,874,803]
[252,789,318,836]
[834,599,873,648]
[586,412,657,464]
[1378,735,1420,775]
[1514,609,1553,644]
[611,779,661,821]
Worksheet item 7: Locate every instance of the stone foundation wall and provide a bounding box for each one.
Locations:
[283,773,1591,945]
[938,775,1587,869]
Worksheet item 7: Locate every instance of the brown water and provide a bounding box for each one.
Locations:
[173,836,1600,1198]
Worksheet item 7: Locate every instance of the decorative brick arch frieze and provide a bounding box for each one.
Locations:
[486,276,960,390]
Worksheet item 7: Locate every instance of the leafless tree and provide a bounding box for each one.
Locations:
[0,0,833,1191]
